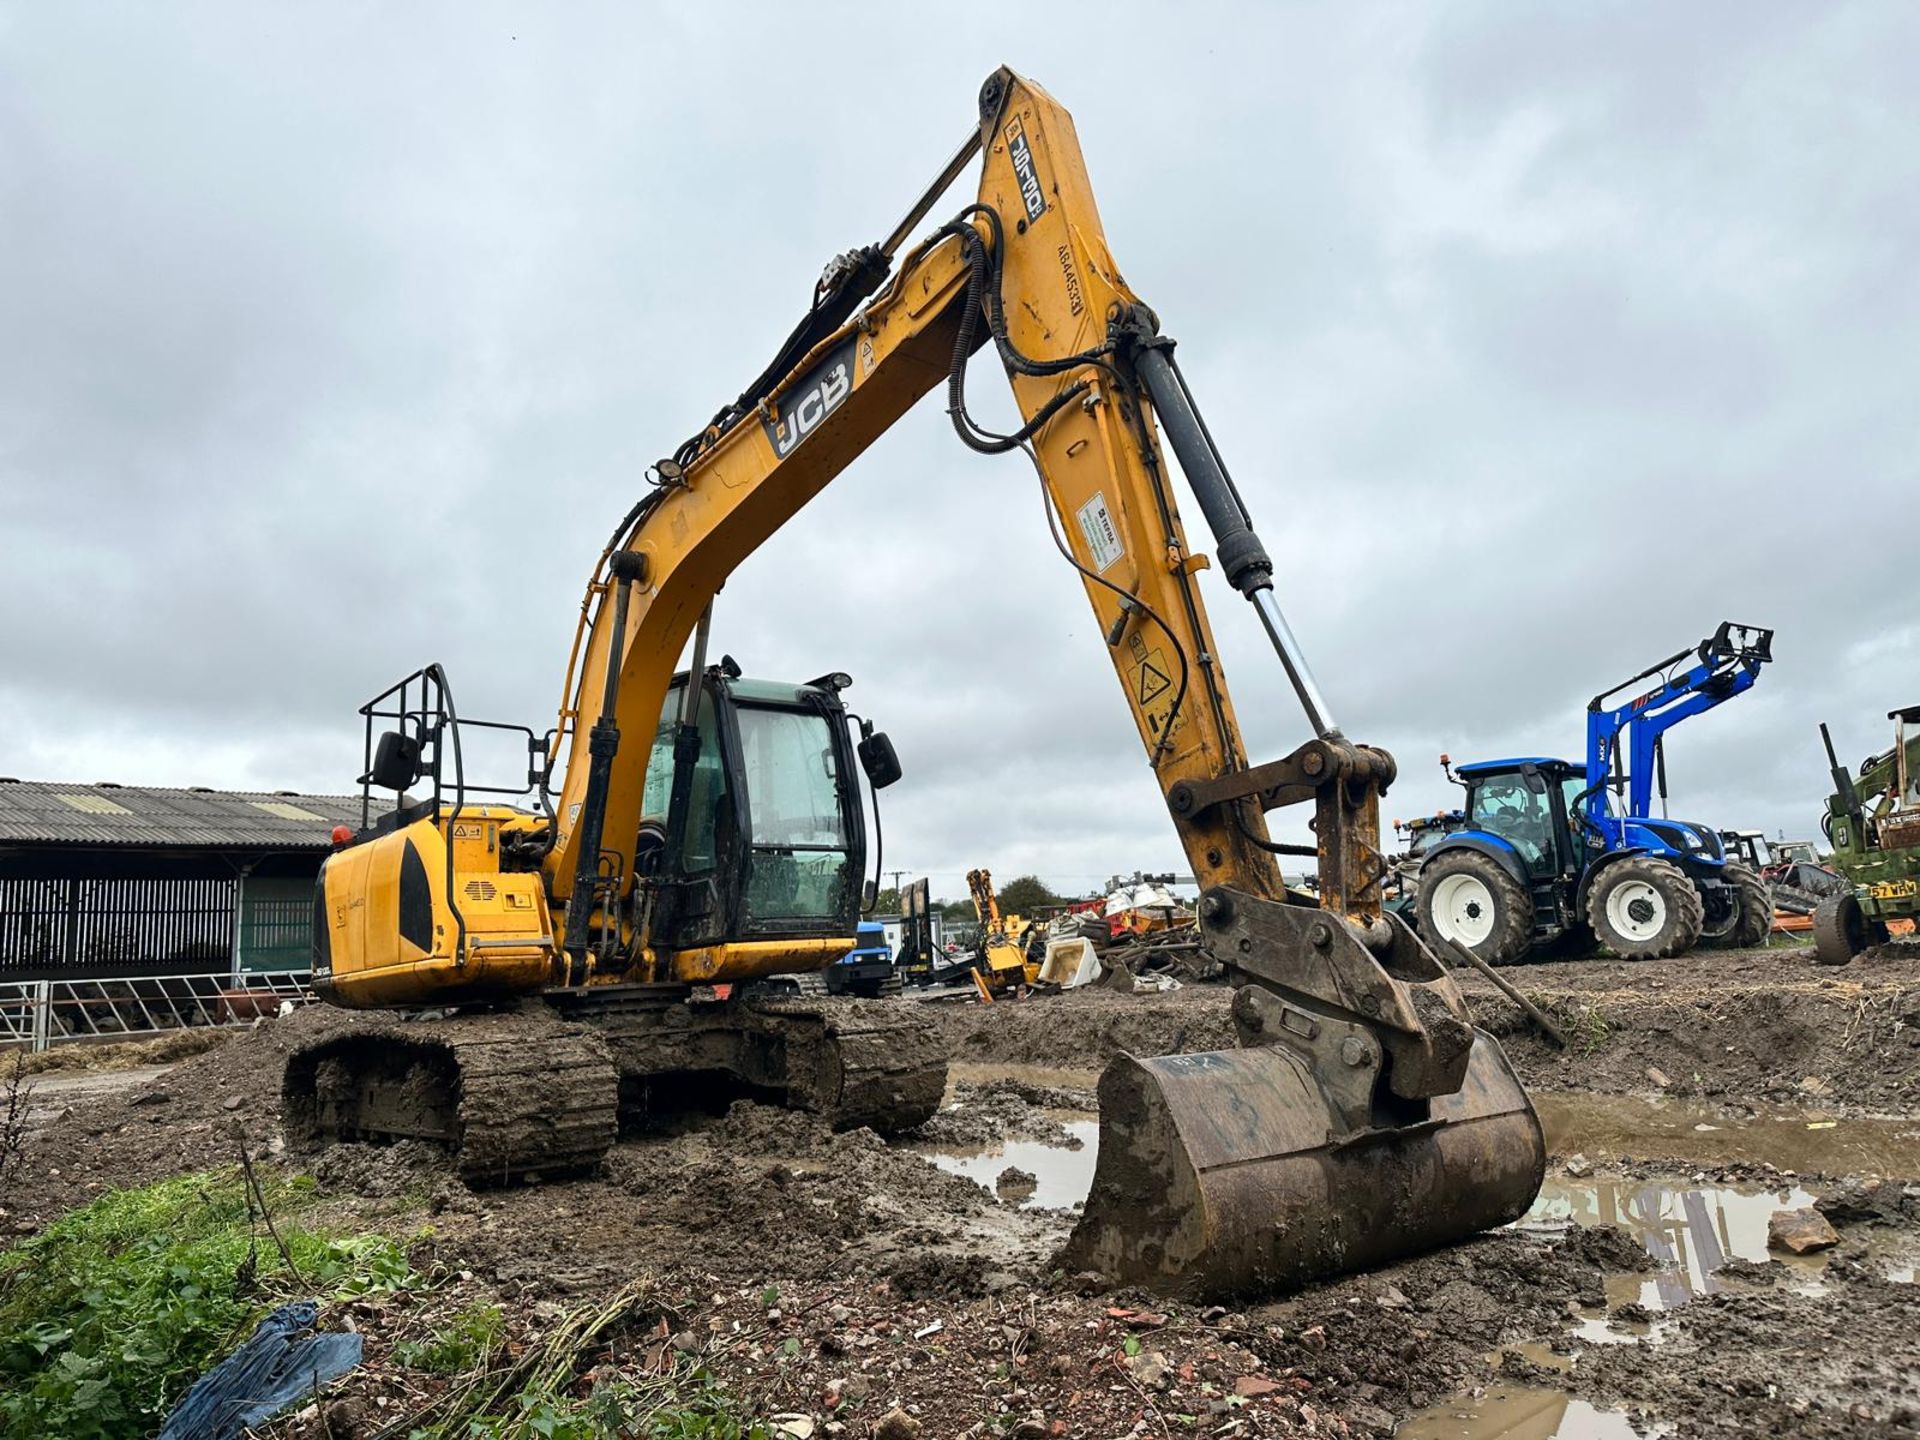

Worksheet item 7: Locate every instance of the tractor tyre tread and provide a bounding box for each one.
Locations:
[1585,855,1704,960]
[1416,849,1534,967]
[1711,862,1774,950]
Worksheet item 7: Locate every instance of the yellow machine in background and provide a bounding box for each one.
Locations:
[964,867,1040,994]
[289,65,1544,1299]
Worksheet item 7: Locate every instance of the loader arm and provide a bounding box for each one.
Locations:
[1583,620,1773,829]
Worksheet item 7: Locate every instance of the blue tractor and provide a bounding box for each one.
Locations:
[1416,622,1775,964]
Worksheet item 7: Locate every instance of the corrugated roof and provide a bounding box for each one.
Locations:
[0,780,372,850]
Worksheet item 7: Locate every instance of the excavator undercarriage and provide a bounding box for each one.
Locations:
[285,991,946,1183]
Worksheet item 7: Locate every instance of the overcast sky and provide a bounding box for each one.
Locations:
[3,3,1914,899]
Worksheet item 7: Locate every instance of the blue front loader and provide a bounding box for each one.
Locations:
[1416,622,1776,965]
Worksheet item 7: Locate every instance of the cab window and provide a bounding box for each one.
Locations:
[1470,774,1555,870]
[640,682,728,873]
[735,705,852,923]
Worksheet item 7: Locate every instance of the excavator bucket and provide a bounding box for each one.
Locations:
[1065,1033,1543,1299]
[1064,888,1546,1300]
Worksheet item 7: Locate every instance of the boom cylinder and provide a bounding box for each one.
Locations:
[562,551,646,969]
[1130,340,1341,740]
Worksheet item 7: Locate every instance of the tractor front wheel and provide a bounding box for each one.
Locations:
[1586,856,1704,960]
[1417,851,1533,967]
[1709,862,1775,950]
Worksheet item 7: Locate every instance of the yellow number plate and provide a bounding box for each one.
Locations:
[1867,878,1919,900]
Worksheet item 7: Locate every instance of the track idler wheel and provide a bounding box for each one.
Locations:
[1063,1031,1544,1300]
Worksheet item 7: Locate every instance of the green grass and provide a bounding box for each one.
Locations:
[394,1301,506,1376]
[0,1167,411,1440]
[1569,1001,1610,1055]
[394,1283,771,1440]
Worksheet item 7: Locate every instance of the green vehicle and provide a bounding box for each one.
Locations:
[1813,705,1920,964]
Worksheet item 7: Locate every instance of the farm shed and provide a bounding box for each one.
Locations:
[0,780,365,982]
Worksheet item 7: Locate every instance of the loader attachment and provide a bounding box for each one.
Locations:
[1065,887,1545,1299]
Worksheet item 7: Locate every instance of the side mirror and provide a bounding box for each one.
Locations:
[858,731,903,790]
[863,878,879,909]
[369,731,423,791]
[1518,763,1547,795]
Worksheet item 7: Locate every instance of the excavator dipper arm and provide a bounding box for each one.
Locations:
[535,67,1541,1296]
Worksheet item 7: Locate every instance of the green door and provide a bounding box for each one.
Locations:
[239,876,314,972]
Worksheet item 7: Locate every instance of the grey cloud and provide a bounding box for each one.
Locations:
[1,3,1913,899]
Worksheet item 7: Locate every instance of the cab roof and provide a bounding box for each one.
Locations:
[1455,757,1581,778]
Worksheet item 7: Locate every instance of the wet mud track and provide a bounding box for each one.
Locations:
[2,940,1915,1436]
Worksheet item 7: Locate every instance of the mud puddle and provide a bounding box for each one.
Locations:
[913,1118,1099,1208]
[1526,1175,1825,1312]
[1394,1383,1662,1439]
[1536,1090,1920,1175]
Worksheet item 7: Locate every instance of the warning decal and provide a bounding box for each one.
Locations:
[1076,491,1125,573]
[1137,656,1171,704]
[1132,645,1176,738]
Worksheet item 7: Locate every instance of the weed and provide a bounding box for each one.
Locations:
[1571,1002,1610,1055]
[465,1371,773,1440]
[395,1285,770,1440]
[394,1301,505,1375]
[0,1167,410,1440]
[0,1052,30,1203]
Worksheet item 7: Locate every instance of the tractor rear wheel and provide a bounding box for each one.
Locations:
[1812,892,1870,966]
[1709,863,1774,950]
[1585,856,1704,960]
[1417,851,1533,967]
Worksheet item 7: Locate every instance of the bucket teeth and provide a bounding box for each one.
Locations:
[1064,1031,1545,1300]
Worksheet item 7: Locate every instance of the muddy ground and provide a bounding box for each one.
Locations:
[3,938,1916,1438]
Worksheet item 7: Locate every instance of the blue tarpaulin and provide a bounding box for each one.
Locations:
[158,1300,363,1440]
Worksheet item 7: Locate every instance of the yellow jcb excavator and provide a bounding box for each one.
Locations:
[964,866,1040,995]
[287,67,1545,1299]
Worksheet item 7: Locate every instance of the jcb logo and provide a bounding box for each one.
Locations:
[764,340,855,459]
[1005,117,1046,222]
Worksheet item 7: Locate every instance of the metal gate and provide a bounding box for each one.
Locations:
[0,969,315,1052]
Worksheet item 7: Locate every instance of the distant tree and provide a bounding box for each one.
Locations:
[996,874,1062,917]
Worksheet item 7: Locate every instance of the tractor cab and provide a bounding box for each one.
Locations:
[1453,758,1587,882]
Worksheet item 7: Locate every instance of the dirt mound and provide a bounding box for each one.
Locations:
[931,985,1235,1066]
[426,1095,1065,1303]
[309,1139,455,1200]
[18,1027,229,1076]
[1856,939,1920,967]
[1468,969,1920,1113]
[1575,1254,1920,1436]
[1557,1221,1656,1272]
[4,1003,382,1229]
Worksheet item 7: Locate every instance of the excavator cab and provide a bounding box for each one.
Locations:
[636,667,886,956]
[312,660,898,1006]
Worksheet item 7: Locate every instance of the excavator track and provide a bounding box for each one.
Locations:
[735,994,947,1132]
[283,1008,620,1185]
[283,993,946,1186]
